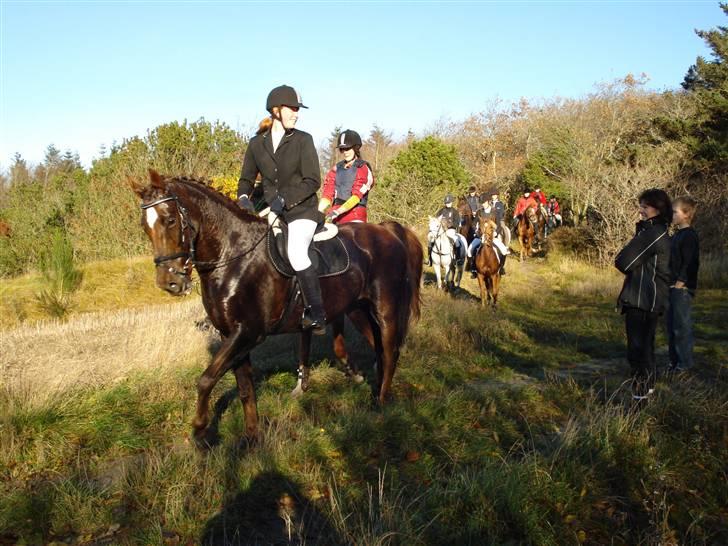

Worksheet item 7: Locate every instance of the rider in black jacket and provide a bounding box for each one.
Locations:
[614,188,672,401]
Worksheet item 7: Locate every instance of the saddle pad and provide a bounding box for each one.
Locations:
[268,230,350,278]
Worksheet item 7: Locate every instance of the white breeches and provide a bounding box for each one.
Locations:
[492,235,509,255]
[287,219,317,271]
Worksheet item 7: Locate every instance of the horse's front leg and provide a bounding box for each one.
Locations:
[491,273,500,310]
[477,274,487,307]
[233,356,258,443]
[192,330,252,449]
[291,330,312,398]
[434,263,443,290]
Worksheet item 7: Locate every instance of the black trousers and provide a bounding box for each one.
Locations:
[624,307,659,396]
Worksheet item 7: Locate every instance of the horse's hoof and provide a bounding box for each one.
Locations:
[193,432,212,451]
[237,434,259,451]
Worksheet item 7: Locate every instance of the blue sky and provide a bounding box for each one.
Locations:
[0,1,721,170]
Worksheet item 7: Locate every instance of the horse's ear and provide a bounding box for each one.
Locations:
[127,175,147,198]
[148,168,166,190]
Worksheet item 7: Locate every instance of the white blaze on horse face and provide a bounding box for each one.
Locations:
[145,207,159,230]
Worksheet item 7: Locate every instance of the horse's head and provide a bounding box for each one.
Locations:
[428,216,443,235]
[130,169,195,296]
[482,221,495,242]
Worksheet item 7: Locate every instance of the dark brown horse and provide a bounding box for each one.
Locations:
[474,222,501,308]
[457,197,476,245]
[131,170,422,447]
[517,211,536,261]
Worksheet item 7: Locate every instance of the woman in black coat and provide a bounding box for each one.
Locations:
[614,188,672,401]
[237,85,326,334]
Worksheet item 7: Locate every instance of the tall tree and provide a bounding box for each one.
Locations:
[365,125,393,172]
[319,125,342,175]
[9,153,31,186]
[681,2,728,171]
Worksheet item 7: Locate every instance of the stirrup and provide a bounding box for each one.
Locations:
[302,307,326,335]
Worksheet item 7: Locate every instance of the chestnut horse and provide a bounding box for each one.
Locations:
[517,211,536,261]
[132,170,422,447]
[474,222,501,308]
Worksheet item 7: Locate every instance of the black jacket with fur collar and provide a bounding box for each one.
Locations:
[615,217,671,313]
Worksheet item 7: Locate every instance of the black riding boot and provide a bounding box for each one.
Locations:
[296,266,326,335]
[426,242,434,266]
[499,254,507,276]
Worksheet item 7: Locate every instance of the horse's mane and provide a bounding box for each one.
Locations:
[167,175,265,224]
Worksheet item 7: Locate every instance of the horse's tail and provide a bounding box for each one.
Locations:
[381,222,422,347]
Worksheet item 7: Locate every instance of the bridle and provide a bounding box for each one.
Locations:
[141,191,273,274]
[141,194,196,277]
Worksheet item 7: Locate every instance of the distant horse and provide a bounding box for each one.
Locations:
[474,222,501,308]
[457,197,476,246]
[428,217,466,290]
[517,211,536,261]
[535,205,548,244]
[132,170,422,447]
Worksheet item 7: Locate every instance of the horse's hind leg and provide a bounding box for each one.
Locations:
[233,356,258,443]
[359,301,400,404]
[192,331,252,448]
[375,313,400,405]
[292,330,312,398]
[332,315,363,382]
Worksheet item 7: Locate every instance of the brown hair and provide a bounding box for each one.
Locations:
[638,188,672,224]
[673,195,697,222]
[256,106,281,135]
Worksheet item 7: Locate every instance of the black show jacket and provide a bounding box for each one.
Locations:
[238,128,322,222]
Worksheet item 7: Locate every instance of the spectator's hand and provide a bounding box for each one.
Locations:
[674,280,686,289]
[269,195,285,215]
[325,209,339,223]
[237,195,255,212]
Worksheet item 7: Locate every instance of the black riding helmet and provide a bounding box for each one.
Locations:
[266,85,308,112]
[337,129,362,149]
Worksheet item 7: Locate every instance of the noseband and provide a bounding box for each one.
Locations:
[141,194,197,276]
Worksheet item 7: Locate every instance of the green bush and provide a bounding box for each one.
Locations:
[370,136,471,226]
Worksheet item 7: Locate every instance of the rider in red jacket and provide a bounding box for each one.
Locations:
[532,188,547,206]
[513,192,529,217]
[319,130,374,224]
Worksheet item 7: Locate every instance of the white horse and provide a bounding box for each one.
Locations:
[428,217,467,290]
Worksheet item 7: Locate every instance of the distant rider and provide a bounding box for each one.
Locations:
[319,129,374,224]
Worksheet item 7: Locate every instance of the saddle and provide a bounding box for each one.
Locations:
[267,218,350,278]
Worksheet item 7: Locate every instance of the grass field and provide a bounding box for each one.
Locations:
[1,251,726,545]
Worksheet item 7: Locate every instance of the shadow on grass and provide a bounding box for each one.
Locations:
[200,468,343,546]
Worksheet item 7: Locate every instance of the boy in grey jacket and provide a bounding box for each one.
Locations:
[615,189,672,401]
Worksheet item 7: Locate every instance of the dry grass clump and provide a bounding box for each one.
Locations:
[1,299,211,409]
[0,256,177,329]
